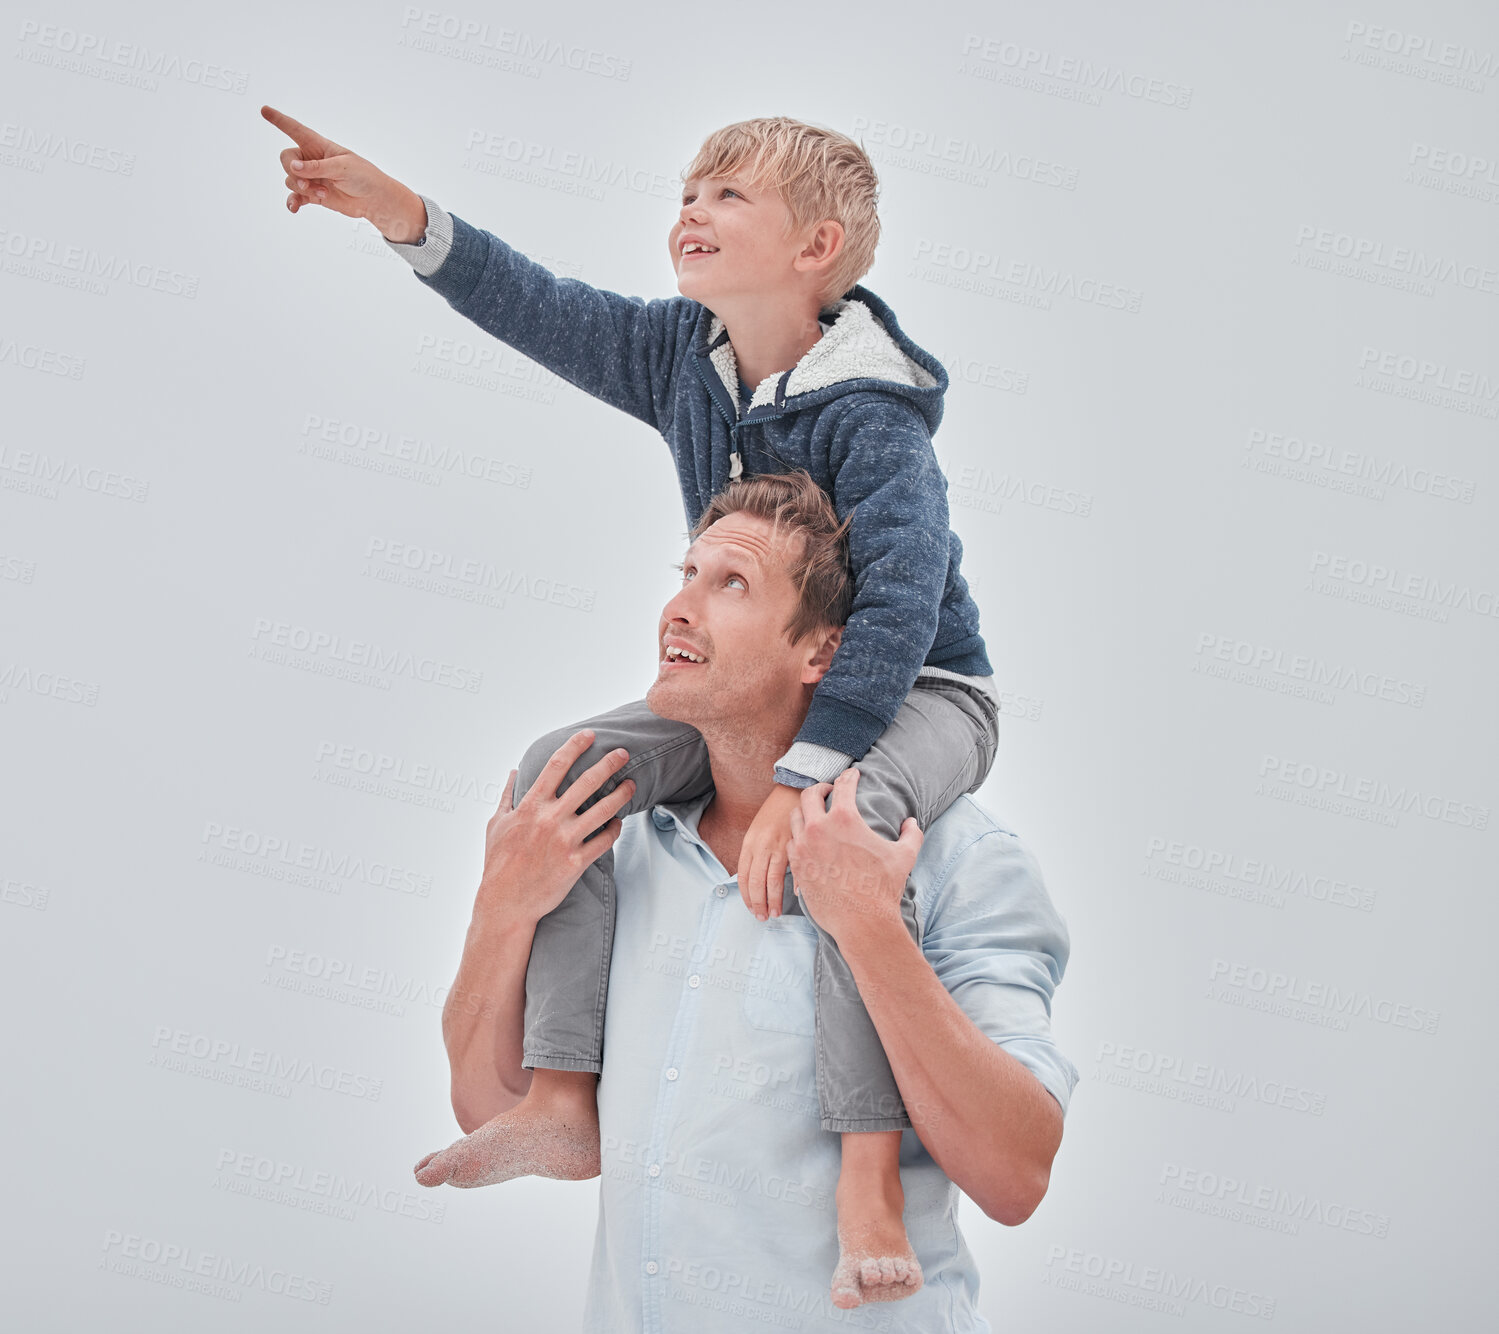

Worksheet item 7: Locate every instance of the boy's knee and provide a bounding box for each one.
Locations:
[516,725,607,799]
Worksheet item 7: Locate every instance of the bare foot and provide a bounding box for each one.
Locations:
[829,1168,923,1308]
[413,1070,600,1188]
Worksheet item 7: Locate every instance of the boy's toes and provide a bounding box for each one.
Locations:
[830,1255,863,1309]
[413,1149,454,1187]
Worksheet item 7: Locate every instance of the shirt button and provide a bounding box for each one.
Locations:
[715,885,727,897]
[645,1260,659,1275]
[648,1163,661,1177]
[665,1067,679,1081]
[688,974,701,988]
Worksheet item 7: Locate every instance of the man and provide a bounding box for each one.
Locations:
[414,471,1079,1331]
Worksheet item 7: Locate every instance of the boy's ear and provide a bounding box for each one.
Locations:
[794,219,845,272]
[802,624,843,684]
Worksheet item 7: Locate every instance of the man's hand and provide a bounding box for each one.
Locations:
[474,730,636,931]
[738,783,805,921]
[787,768,922,948]
[260,104,427,242]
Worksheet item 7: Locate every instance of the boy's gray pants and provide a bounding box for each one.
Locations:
[515,671,1000,1133]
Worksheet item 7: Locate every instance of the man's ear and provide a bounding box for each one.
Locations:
[801,624,843,684]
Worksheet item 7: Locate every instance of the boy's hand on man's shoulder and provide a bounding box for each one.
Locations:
[260,104,428,243]
[738,783,806,922]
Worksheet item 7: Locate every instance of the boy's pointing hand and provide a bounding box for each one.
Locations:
[260,104,427,243]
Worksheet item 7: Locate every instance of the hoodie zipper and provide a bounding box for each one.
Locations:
[692,353,795,481]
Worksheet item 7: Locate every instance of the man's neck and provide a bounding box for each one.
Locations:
[717,298,824,396]
[692,718,801,877]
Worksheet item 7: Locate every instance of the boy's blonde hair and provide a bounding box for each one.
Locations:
[681,117,881,309]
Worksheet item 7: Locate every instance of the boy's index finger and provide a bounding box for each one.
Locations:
[260,105,328,152]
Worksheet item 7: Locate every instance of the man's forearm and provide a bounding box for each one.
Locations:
[840,915,1063,1225]
[441,908,536,1132]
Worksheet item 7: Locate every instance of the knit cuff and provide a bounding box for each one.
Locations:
[382,194,454,277]
[772,743,856,788]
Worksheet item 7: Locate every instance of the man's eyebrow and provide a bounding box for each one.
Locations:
[675,541,765,571]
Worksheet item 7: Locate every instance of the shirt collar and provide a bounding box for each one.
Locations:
[649,790,722,864]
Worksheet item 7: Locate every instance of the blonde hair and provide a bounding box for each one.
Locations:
[680,117,881,309]
[687,470,854,644]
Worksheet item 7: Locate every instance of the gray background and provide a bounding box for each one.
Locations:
[3,0,1494,1328]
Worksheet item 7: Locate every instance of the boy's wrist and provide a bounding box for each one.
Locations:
[381,193,455,276]
[372,184,428,244]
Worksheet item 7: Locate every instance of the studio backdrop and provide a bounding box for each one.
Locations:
[2,1,1493,1329]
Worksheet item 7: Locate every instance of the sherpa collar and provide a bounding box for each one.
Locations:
[704,298,939,418]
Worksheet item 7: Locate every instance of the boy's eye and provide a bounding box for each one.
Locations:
[681,187,739,204]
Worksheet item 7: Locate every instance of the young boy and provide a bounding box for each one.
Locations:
[264,107,1002,1310]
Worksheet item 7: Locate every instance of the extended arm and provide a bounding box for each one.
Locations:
[393,200,687,430]
[261,105,683,431]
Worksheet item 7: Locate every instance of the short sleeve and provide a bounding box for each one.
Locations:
[918,826,1080,1115]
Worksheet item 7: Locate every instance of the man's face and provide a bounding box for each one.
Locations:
[646,511,835,732]
[667,168,800,307]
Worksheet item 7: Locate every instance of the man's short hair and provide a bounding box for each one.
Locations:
[680,117,881,309]
[688,470,854,645]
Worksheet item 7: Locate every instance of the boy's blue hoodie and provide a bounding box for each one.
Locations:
[385,197,992,784]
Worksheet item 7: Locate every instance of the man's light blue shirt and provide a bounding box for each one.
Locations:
[584,788,1080,1333]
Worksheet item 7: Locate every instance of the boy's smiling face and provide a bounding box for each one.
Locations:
[668,169,802,309]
